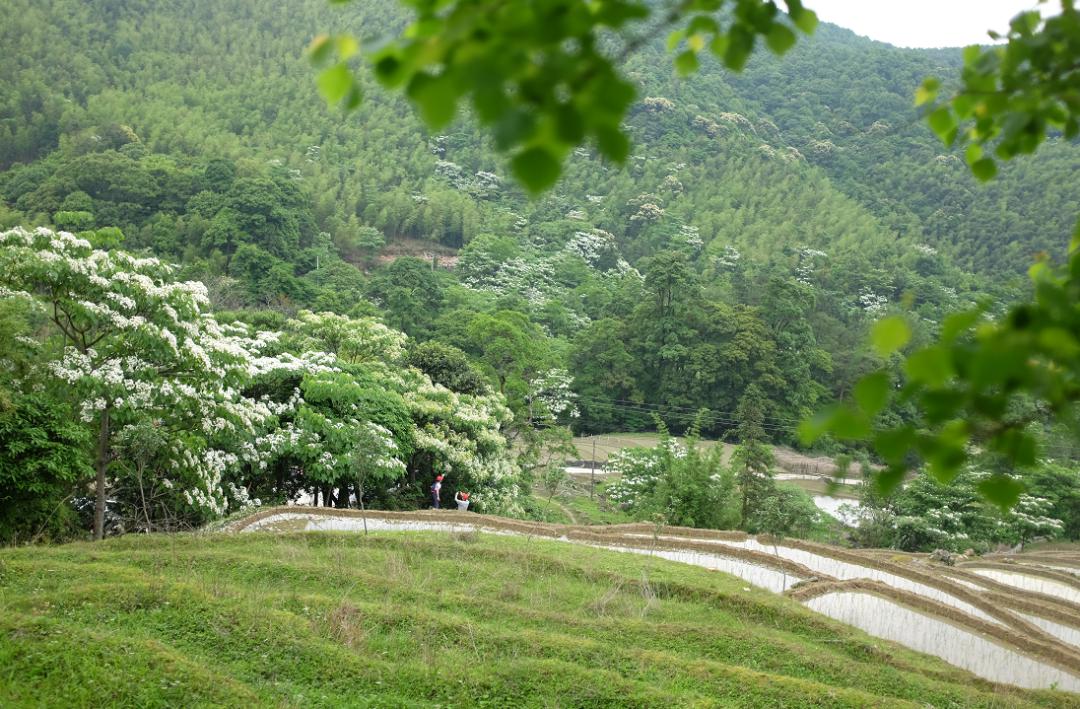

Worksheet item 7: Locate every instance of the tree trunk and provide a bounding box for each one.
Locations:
[336,482,351,509]
[93,407,111,541]
[137,465,152,533]
[357,476,368,536]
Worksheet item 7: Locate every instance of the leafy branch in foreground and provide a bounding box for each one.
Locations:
[805,2,1080,509]
[916,0,1080,181]
[310,0,817,192]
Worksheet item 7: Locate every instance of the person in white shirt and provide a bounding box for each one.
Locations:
[431,474,443,509]
[455,490,470,511]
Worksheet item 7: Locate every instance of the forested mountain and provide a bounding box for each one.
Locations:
[1,0,1077,440]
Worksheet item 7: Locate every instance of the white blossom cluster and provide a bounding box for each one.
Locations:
[794,247,827,285]
[605,438,686,509]
[564,228,616,267]
[3,227,531,524]
[712,245,741,269]
[528,369,580,422]
[675,224,703,252]
[641,96,675,112]
[662,174,683,194]
[435,160,468,189]
[461,257,556,306]
[717,112,755,133]
[858,289,889,317]
[287,310,406,364]
[630,202,665,223]
[432,160,502,197]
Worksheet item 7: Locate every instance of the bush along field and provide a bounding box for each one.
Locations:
[2,512,1079,707]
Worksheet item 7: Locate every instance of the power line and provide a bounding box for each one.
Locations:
[574,396,795,432]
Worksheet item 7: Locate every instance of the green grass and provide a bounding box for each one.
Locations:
[562,492,631,526]
[0,532,1070,708]
[571,433,728,464]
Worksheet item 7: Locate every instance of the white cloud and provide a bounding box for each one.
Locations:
[807,0,1052,48]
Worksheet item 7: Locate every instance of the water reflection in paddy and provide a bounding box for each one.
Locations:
[805,591,1080,691]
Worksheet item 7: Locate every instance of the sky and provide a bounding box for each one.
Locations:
[806,0,1048,48]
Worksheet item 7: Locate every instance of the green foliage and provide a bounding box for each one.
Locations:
[653,436,739,530]
[4,0,1080,527]
[605,432,739,530]
[917,2,1080,175]
[853,463,1068,552]
[0,394,91,543]
[405,341,488,395]
[804,2,1080,509]
[320,0,818,191]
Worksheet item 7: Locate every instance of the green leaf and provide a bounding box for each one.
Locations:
[1038,327,1080,358]
[928,107,956,144]
[335,35,360,60]
[511,146,561,194]
[962,44,983,65]
[765,24,797,55]
[871,316,910,357]
[854,371,890,416]
[874,464,908,496]
[914,78,939,107]
[941,308,981,342]
[791,8,818,34]
[372,53,404,87]
[307,35,334,65]
[407,72,458,129]
[964,143,983,165]
[593,123,630,164]
[970,157,997,181]
[828,406,871,441]
[666,29,685,52]
[493,109,536,151]
[798,408,832,445]
[675,50,699,76]
[317,64,352,106]
[873,426,915,465]
[904,346,953,387]
[977,475,1025,511]
[723,27,754,72]
[554,104,585,144]
[343,84,362,111]
[992,428,1038,467]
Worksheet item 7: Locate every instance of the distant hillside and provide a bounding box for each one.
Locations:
[1,0,1076,275]
[2,0,1077,438]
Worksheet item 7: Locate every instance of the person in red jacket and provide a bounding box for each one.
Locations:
[431,474,443,509]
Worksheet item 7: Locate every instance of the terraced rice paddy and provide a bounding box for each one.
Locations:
[236,508,1080,693]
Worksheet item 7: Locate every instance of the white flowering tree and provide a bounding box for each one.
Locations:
[402,369,521,514]
[280,370,411,507]
[0,227,279,539]
[606,439,686,513]
[272,311,523,514]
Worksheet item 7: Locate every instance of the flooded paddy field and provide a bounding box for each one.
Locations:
[234,508,1080,693]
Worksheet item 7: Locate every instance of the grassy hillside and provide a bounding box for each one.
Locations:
[0,531,1071,707]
